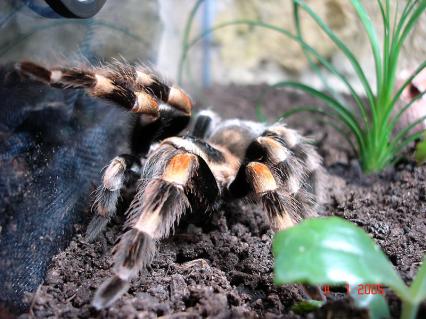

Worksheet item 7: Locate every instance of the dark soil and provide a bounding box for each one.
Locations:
[18,85,426,318]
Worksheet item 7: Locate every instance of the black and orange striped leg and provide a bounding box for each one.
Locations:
[230,161,325,302]
[263,124,324,204]
[229,124,323,230]
[229,124,325,301]
[92,150,219,309]
[229,159,301,231]
[16,61,193,118]
[86,154,141,242]
[229,160,310,232]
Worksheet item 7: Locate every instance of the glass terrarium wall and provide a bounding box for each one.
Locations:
[0,0,162,65]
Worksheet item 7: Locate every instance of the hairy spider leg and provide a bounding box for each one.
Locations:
[16,61,192,117]
[92,147,219,309]
[229,123,323,231]
[86,154,141,242]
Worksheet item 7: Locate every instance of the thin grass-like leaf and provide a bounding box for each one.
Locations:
[177,0,204,85]
[255,101,268,123]
[376,0,388,32]
[181,19,369,128]
[389,90,426,133]
[393,114,426,148]
[397,1,426,47]
[377,0,390,70]
[293,2,342,102]
[280,106,357,154]
[294,0,375,109]
[392,130,426,161]
[280,106,330,120]
[394,0,417,42]
[266,81,365,151]
[384,1,424,108]
[388,61,426,115]
[177,0,425,174]
[389,0,399,46]
[351,0,383,94]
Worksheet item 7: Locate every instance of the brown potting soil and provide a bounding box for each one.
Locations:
[18,85,426,319]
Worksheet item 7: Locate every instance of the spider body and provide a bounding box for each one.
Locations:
[17,62,323,309]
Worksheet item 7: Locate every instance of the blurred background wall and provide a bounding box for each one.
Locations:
[1,0,424,95]
[157,0,426,95]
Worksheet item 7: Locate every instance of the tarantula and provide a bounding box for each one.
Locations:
[17,61,324,309]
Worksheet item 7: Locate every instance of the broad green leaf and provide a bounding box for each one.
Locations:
[273,217,409,300]
[350,287,390,319]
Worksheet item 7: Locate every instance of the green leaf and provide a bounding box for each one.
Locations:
[350,288,390,319]
[183,18,368,125]
[392,129,425,160]
[294,0,375,109]
[389,90,426,134]
[388,61,426,115]
[415,134,426,164]
[279,106,357,155]
[351,0,383,93]
[293,2,342,103]
[400,257,426,319]
[177,0,204,84]
[409,257,426,303]
[291,300,325,315]
[178,0,425,174]
[272,217,409,300]
[259,81,365,152]
[397,1,426,48]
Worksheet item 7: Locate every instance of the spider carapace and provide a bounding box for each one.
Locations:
[17,61,324,309]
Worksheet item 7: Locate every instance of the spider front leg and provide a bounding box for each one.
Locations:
[16,61,192,117]
[86,154,142,242]
[92,147,219,309]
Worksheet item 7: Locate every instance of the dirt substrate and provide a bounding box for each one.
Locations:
[18,85,426,318]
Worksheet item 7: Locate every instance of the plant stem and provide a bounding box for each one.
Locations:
[361,136,391,174]
[401,301,419,319]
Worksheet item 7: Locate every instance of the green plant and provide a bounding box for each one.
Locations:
[415,133,426,164]
[178,0,426,173]
[273,217,426,319]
